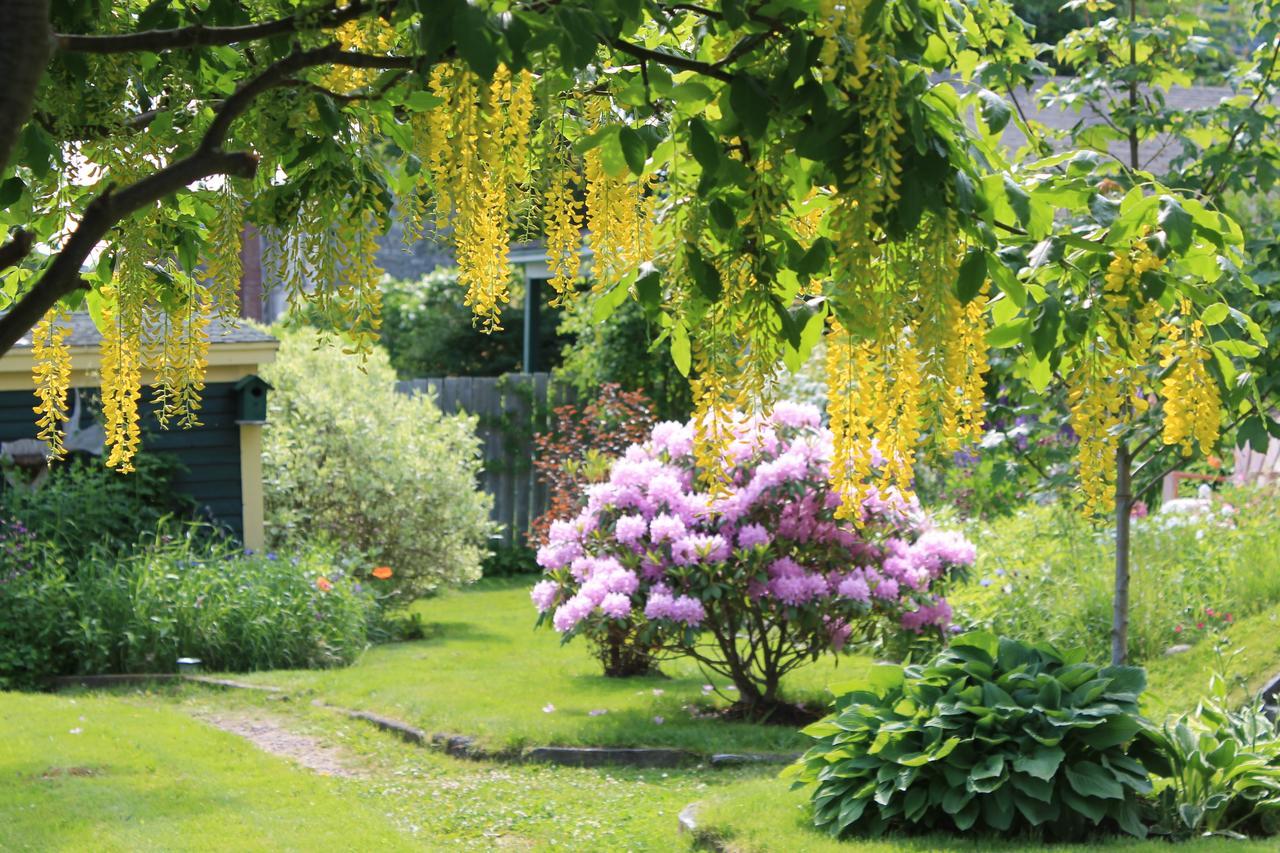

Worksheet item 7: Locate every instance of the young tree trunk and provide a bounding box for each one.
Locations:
[0,0,51,173]
[1112,444,1133,665]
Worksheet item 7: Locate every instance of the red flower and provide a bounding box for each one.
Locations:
[1206,607,1216,617]
[316,577,333,592]
[1226,613,1234,623]
[1197,622,1205,630]
[1174,625,1183,633]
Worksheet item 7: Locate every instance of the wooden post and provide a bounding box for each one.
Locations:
[239,422,266,553]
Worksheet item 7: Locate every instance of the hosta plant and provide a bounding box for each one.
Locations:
[1138,676,1280,839]
[532,402,974,715]
[785,632,1153,840]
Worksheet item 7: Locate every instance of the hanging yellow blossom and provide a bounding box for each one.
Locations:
[31,307,72,460]
[1159,300,1221,456]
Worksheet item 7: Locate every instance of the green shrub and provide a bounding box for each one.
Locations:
[0,522,376,688]
[785,632,1153,840]
[261,326,492,598]
[952,494,1280,662]
[481,542,538,577]
[1138,676,1280,838]
[0,452,193,558]
[379,268,567,377]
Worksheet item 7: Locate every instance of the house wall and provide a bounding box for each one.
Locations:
[0,381,245,538]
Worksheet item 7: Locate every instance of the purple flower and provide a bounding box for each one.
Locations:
[600,592,633,619]
[531,580,560,613]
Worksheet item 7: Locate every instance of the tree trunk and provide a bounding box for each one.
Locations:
[0,0,52,173]
[1112,444,1133,665]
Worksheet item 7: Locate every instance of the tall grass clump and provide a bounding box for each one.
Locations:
[952,489,1280,662]
[0,521,377,688]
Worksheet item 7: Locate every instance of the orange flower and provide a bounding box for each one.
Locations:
[1207,455,1222,469]
[372,566,393,580]
[316,577,333,592]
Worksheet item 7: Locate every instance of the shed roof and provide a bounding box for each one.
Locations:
[9,312,277,350]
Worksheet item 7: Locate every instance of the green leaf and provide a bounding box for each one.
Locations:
[1012,745,1064,781]
[635,269,661,309]
[687,251,723,302]
[956,249,987,303]
[729,76,768,138]
[670,322,691,376]
[688,118,721,176]
[617,126,648,176]
[453,3,499,79]
[1065,761,1125,801]
[1200,302,1230,325]
[0,177,25,209]
[1158,195,1194,254]
[977,89,1012,134]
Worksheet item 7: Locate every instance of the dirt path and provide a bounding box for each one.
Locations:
[197,711,366,778]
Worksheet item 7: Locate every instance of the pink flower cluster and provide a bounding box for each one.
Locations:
[532,403,975,643]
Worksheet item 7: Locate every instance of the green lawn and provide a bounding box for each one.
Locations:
[0,692,415,852]
[234,578,868,754]
[7,579,1279,851]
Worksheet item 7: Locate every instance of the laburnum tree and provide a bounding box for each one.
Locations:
[0,0,1270,661]
[981,0,1280,663]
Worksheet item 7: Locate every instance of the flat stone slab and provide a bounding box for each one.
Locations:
[185,676,283,693]
[338,708,427,745]
[523,746,696,768]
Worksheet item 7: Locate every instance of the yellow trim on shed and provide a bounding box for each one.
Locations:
[0,339,278,548]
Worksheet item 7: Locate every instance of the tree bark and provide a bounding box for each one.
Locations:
[1112,443,1132,665]
[0,0,52,173]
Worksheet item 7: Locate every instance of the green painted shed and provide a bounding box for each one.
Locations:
[0,314,278,549]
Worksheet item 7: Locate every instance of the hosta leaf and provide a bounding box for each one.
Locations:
[1012,745,1064,781]
[942,786,973,815]
[1065,761,1125,800]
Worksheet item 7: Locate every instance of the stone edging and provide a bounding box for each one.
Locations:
[49,673,801,769]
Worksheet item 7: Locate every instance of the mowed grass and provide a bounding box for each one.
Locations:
[235,578,869,754]
[0,691,415,852]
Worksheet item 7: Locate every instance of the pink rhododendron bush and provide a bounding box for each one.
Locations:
[531,402,976,718]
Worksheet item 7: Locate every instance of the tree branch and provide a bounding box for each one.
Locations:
[0,230,34,274]
[0,41,420,357]
[55,0,387,54]
[0,149,258,355]
[609,39,735,82]
[1200,35,1280,200]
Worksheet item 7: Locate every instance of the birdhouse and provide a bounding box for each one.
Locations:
[233,375,271,424]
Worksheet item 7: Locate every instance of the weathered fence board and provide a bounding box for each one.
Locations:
[397,373,566,546]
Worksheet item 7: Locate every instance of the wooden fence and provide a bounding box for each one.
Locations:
[396,373,570,546]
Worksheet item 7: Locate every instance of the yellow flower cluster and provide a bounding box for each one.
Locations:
[152,267,212,430]
[202,184,244,320]
[816,0,872,86]
[324,19,399,92]
[821,216,990,519]
[544,166,584,304]
[420,63,535,331]
[1066,241,1171,513]
[31,307,72,459]
[825,324,877,521]
[1068,357,1126,515]
[584,99,650,292]
[1159,300,1221,456]
[99,286,143,473]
